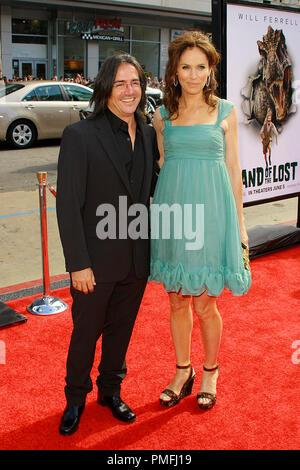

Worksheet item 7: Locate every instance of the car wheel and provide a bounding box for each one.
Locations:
[7,120,37,149]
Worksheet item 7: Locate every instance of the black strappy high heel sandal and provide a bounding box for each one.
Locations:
[197,363,219,410]
[160,364,196,408]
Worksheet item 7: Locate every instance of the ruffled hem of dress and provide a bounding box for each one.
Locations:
[148,259,252,297]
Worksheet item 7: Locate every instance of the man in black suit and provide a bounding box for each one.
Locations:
[57,53,159,435]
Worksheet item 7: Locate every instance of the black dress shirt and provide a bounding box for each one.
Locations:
[105,107,145,201]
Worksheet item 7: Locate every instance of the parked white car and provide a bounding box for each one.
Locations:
[0,81,93,148]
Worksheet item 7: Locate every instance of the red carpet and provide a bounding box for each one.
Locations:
[0,246,299,451]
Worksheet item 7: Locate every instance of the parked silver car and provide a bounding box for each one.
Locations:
[0,81,93,149]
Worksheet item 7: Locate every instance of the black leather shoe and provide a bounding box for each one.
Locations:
[97,393,136,423]
[59,404,85,435]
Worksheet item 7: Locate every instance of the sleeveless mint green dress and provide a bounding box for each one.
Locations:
[148,99,252,296]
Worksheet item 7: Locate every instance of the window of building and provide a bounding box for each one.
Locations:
[131,42,159,79]
[56,21,85,78]
[98,41,130,68]
[55,20,160,80]
[98,26,160,79]
[12,19,48,44]
[132,26,159,42]
[57,36,85,78]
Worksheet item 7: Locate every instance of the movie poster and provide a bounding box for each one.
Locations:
[227,3,300,204]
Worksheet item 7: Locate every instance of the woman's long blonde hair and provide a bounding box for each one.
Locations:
[163,31,220,119]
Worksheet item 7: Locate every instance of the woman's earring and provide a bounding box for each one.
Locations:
[173,76,178,87]
[205,74,211,87]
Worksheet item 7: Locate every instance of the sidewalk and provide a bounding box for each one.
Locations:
[0,189,66,300]
[0,188,298,300]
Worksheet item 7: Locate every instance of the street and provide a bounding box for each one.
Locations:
[0,140,298,290]
[0,139,60,192]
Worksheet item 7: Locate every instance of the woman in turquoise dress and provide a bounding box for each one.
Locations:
[148,31,251,410]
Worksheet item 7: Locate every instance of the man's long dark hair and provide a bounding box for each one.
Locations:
[90,52,147,121]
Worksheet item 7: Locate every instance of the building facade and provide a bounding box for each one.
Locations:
[0,0,212,81]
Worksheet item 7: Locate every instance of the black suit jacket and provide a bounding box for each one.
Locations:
[56,112,159,282]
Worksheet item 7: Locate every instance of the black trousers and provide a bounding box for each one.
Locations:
[65,266,147,406]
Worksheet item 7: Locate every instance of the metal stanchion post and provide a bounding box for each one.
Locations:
[27,171,67,315]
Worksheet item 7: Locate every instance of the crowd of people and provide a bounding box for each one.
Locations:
[1,73,92,85]
[0,71,165,90]
[147,75,165,90]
